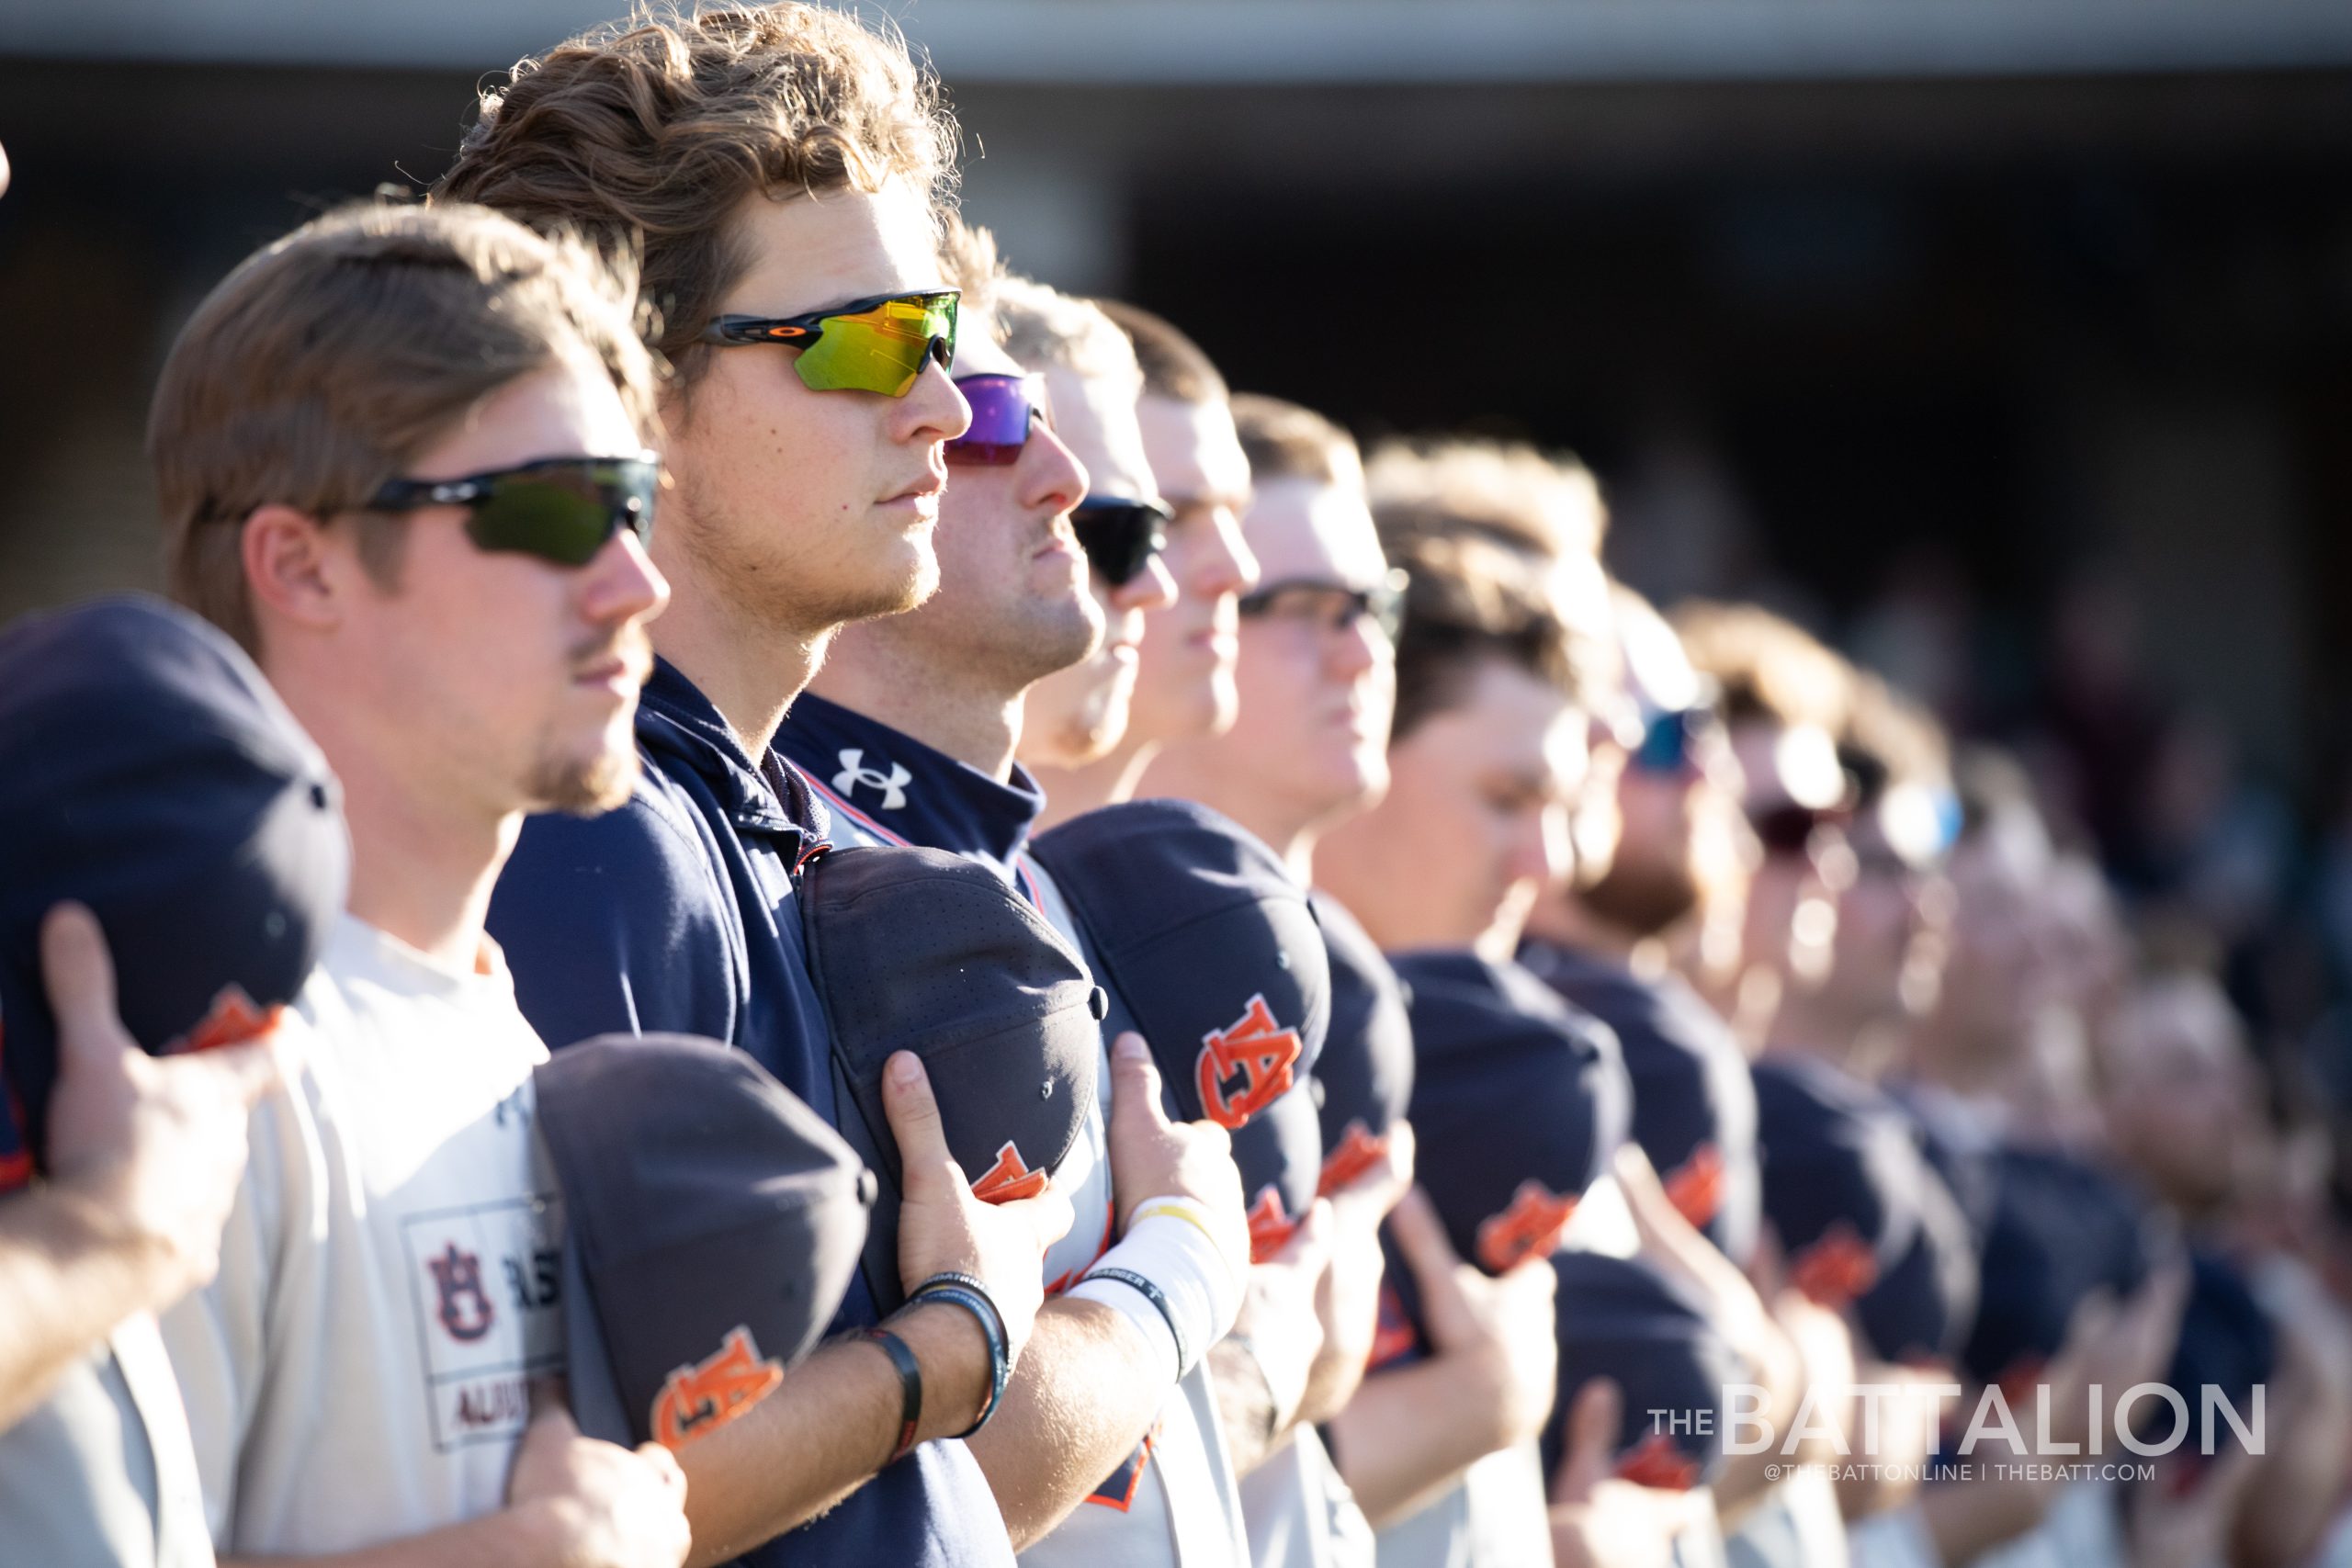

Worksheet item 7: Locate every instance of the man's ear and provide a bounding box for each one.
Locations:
[242,503,343,634]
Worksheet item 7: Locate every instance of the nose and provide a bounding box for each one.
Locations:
[899,355,971,446]
[1328,607,1381,679]
[584,527,671,626]
[1193,503,1259,599]
[1507,802,1573,891]
[1023,422,1088,519]
[1113,551,1179,613]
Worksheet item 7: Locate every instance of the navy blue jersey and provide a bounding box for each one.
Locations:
[1519,938,1761,1265]
[779,692,1045,884]
[489,660,1013,1568]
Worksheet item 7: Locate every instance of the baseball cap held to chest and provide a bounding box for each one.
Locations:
[0,594,347,1181]
[1310,892,1414,1199]
[797,840,1103,1313]
[535,1033,871,1450]
[1391,952,1631,1276]
[1028,799,1330,1133]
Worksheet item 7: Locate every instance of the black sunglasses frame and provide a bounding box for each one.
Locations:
[1069,497,1172,587]
[365,452,660,566]
[699,289,958,376]
[1236,570,1409,643]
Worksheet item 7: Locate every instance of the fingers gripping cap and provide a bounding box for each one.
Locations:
[797,842,1102,1312]
[1391,953,1631,1276]
[1029,800,1331,1133]
[1309,893,1414,1198]
[535,1034,871,1450]
[1543,1250,1744,1490]
[0,594,348,1179]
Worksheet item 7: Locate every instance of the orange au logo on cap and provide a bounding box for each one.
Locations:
[1245,1186,1299,1264]
[1195,994,1300,1130]
[1664,1144,1725,1231]
[1614,1429,1702,1492]
[174,984,285,1054]
[971,1140,1048,1204]
[652,1325,785,1451]
[1476,1179,1578,1273]
[1789,1221,1879,1308]
[1317,1122,1389,1198]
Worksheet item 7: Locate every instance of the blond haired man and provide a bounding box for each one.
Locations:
[149,200,690,1566]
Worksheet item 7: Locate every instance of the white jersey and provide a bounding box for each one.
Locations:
[1374,1442,1552,1568]
[160,916,560,1556]
[1020,861,1250,1568]
[1241,1427,1376,1568]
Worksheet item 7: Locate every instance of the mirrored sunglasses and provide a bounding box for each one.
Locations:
[944,373,1051,466]
[702,289,959,397]
[366,453,660,568]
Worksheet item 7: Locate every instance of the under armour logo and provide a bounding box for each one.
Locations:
[833,749,911,811]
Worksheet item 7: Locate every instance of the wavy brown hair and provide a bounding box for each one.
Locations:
[434,4,957,389]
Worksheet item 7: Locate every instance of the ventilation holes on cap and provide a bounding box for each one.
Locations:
[1088,987,1109,1021]
[1041,1079,1054,1100]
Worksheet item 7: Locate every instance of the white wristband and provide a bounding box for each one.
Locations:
[1069,1200,1247,1381]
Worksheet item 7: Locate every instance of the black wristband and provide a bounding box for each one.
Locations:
[906,1282,1010,1438]
[1083,1265,1190,1378]
[861,1326,923,1462]
[909,1271,1009,1353]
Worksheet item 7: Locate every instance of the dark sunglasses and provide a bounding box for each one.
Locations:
[1631,706,1721,776]
[366,453,659,568]
[701,289,958,397]
[1236,570,1409,644]
[944,373,1050,466]
[1751,800,1850,857]
[1069,497,1171,587]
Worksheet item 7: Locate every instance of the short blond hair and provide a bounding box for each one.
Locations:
[150,199,659,653]
[1670,600,1853,736]
[996,273,1140,391]
[1365,438,1608,562]
[435,3,956,385]
[1232,393,1362,492]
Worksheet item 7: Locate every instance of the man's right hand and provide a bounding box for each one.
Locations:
[37,903,287,1311]
[1387,1185,1558,1450]
[1104,1031,1249,1268]
[506,1382,691,1568]
[884,1050,1072,1366]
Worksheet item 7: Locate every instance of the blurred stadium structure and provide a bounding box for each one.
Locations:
[4,3,2351,957]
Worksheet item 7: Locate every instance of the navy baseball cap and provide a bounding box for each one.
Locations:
[1962,1145,2153,1392]
[1309,892,1414,1198]
[1391,953,1631,1275]
[1231,1077,1323,1263]
[0,594,347,1180]
[2151,1250,2271,1467]
[1520,938,1761,1265]
[1854,1166,1979,1366]
[1029,799,1330,1131]
[1751,1055,1928,1312]
[797,841,1104,1313]
[1543,1250,1744,1491]
[535,1033,872,1450]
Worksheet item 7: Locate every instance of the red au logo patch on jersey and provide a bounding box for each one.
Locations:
[174,984,285,1054]
[1663,1144,1725,1231]
[1317,1122,1389,1198]
[1789,1221,1879,1308]
[970,1141,1048,1204]
[652,1325,785,1451]
[1614,1429,1702,1492]
[1246,1185,1299,1264]
[1476,1179,1578,1273]
[427,1243,496,1342]
[1194,994,1300,1130]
